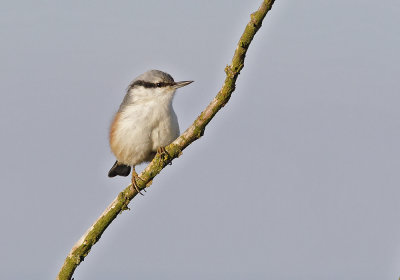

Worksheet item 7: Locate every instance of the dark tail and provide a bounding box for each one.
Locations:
[108,161,131,177]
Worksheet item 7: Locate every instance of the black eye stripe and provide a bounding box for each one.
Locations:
[129,80,174,90]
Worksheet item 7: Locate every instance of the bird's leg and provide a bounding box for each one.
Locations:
[131,167,146,195]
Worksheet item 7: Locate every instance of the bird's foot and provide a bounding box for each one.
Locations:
[130,177,144,196]
[157,146,170,163]
[157,146,166,155]
[131,168,146,195]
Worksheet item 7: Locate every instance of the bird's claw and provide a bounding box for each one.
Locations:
[157,146,170,162]
[130,177,144,195]
[157,146,166,155]
[131,169,146,195]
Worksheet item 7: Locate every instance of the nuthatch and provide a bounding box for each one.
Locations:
[108,70,193,194]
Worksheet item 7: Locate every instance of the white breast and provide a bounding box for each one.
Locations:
[110,88,179,166]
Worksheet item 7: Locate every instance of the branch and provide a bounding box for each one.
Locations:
[57,1,275,279]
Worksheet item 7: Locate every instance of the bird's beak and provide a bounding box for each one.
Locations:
[173,80,194,89]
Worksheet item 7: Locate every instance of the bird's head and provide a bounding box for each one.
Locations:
[126,70,193,101]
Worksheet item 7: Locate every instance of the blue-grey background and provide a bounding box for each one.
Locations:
[1,0,399,279]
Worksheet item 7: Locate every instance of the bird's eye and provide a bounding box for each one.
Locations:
[156,82,162,87]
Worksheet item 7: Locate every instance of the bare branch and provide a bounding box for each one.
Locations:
[57,1,276,279]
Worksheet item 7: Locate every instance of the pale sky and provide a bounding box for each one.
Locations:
[1,0,400,279]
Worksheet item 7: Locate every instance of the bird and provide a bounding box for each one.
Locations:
[108,70,193,194]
